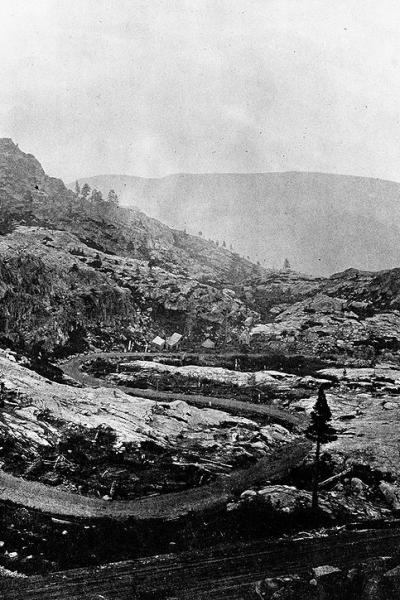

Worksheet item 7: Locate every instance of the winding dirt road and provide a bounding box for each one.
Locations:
[0,441,310,520]
[61,351,306,428]
[0,352,310,521]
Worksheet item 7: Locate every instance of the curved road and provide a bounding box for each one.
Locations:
[0,352,310,520]
[0,441,309,520]
[61,351,307,428]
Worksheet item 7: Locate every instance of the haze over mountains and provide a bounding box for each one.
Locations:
[74,172,400,276]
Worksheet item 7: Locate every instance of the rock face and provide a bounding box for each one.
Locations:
[0,350,278,452]
[0,350,300,501]
[291,379,400,477]
[0,139,263,356]
[116,360,300,389]
[0,226,256,356]
[229,482,386,522]
[238,268,400,363]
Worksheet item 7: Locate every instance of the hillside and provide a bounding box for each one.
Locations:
[4,138,400,365]
[6,140,400,586]
[75,172,400,275]
[0,139,260,356]
[0,139,258,284]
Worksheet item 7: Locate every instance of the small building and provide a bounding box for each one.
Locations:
[151,336,166,350]
[166,332,183,349]
[201,338,215,350]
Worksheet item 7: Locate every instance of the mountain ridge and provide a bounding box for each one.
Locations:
[73,171,400,276]
[74,170,400,183]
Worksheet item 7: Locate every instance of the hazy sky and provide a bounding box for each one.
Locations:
[1,0,400,183]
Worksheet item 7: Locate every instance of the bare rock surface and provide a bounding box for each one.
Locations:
[291,383,400,476]
[0,351,296,466]
[117,360,299,389]
[230,483,387,521]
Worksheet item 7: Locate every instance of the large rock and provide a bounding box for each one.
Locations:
[311,565,345,599]
[117,360,301,392]
[256,575,313,600]
[379,565,400,599]
[379,482,400,510]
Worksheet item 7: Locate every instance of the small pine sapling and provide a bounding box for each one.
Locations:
[306,385,337,510]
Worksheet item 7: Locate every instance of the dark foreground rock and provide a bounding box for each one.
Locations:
[256,556,400,599]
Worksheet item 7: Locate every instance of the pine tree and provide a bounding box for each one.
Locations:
[90,189,103,203]
[81,183,91,199]
[75,181,81,196]
[306,385,337,510]
[283,258,291,270]
[107,189,119,205]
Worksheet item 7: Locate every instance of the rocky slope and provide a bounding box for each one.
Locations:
[236,269,400,364]
[0,226,257,356]
[75,171,400,275]
[0,139,263,356]
[4,138,400,366]
[0,139,258,283]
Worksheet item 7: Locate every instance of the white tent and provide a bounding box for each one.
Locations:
[202,338,215,349]
[166,332,183,348]
[151,336,165,349]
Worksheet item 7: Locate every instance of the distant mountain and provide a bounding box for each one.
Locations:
[73,172,400,276]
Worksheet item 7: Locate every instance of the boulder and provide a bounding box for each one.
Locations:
[256,485,311,513]
[379,481,400,510]
[240,489,257,499]
[383,402,397,410]
[312,565,342,580]
[256,575,312,600]
[312,565,345,599]
[350,477,366,496]
[380,565,400,599]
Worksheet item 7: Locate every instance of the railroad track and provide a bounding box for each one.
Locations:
[2,528,400,599]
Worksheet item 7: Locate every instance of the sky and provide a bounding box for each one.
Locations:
[0,0,400,183]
